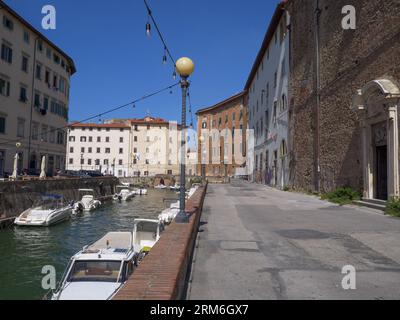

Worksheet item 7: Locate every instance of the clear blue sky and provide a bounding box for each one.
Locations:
[7,0,278,124]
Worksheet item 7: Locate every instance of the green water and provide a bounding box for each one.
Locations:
[0,189,177,300]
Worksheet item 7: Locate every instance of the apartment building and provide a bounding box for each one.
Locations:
[196,92,248,177]
[67,117,184,177]
[66,123,131,177]
[0,1,76,176]
[245,2,290,189]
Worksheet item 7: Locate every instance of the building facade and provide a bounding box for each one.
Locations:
[0,1,76,176]
[196,92,248,178]
[67,117,186,177]
[246,3,290,189]
[286,0,400,200]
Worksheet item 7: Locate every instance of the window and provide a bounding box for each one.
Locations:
[46,48,51,59]
[57,131,64,145]
[145,159,149,165]
[0,117,6,134]
[0,77,10,97]
[81,147,85,153]
[69,136,75,142]
[20,55,28,72]
[103,159,109,165]
[89,136,93,142]
[35,64,42,80]
[273,101,277,126]
[34,92,41,108]
[118,160,123,166]
[1,43,13,63]
[133,147,137,153]
[119,148,123,154]
[281,94,287,112]
[134,136,137,142]
[53,74,58,88]
[19,86,27,102]
[87,159,92,165]
[69,158,73,165]
[96,148,100,153]
[80,136,87,142]
[274,71,277,88]
[81,158,85,165]
[37,40,43,52]
[43,96,49,110]
[106,137,110,143]
[69,147,74,153]
[32,122,39,140]
[95,159,100,166]
[281,58,286,77]
[146,147,149,153]
[53,53,60,64]
[97,137,101,142]
[88,147,92,153]
[59,77,66,94]
[119,137,123,143]
[280,140,288,158]
[146,136,150,142]
[3,16,13,30]
[17,118,25,138]
[49,127,55,143]
[45,70,50,84]
[105,148,111,154]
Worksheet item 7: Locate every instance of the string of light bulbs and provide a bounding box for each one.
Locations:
[144,0,177,79]
[0,82,180,147]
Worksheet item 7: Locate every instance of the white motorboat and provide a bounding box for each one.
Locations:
[73,189,101,213]
[154,184,167,190]
[133,188,148,196]
[132,219,163,264]
[14,195,73,227]
[169,184,180,192]
[51,232,136,300]
[158,186,199,225]
[113,186,135,201]
[158,208,180,225]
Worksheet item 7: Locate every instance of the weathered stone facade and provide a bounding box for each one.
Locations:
[286,0,400,194]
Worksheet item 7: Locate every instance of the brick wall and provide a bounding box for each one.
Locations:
[114,184,207,300]
[287,0,400,192]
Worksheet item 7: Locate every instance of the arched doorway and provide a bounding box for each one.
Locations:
[353,79,400,200]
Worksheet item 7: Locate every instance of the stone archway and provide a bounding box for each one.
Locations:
[353,79,400,200]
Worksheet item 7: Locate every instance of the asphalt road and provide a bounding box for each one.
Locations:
[187,180,400,300]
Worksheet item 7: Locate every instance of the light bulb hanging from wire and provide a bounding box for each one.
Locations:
[146,18,151,37]
[162,47,167,64]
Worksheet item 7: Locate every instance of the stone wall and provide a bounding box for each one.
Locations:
[286,0,400,192]
[0,177,119,218]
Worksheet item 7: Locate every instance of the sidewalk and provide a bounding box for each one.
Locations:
[187,181,400,300]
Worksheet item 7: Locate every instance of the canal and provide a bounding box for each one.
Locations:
[0,189,177,300]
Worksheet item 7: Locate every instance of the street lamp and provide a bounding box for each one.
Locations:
[175,57,195,224]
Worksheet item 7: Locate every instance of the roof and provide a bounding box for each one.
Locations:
[196,91,246,115]
[0,0,76,75]
[129,117,169,125]
[68,123,130,129]
[88,232,133,251]
[244,2,286,90]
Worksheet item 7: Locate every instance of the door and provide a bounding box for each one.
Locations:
[375,146,388,200]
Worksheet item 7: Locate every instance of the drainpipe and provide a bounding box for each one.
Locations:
[27,37,38,171]
[314,0,321,193]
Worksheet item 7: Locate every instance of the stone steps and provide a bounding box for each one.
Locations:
[354,199,387,211]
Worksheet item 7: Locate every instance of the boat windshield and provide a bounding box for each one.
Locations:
[136,221,158,233]
[67,260,122,283]
[32,198,67,210]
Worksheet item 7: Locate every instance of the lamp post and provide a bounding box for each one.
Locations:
[175,57,195,224]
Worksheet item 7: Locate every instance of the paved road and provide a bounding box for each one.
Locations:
[187,181,400,300]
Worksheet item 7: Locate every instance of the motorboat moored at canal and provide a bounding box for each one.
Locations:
[73,189,101,213]
[132,219,163,264]
[154,184,167,190]
[113,186,136,201]
[51,232,136,300]
[14,195,73,227]
[133,188,148,196]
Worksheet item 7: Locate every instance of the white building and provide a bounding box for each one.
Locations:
[245,3,290,188]
[67,117,190,178]
[0,1,76,177]
[67,123,131,177]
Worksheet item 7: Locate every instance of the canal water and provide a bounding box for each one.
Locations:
[0,189,177,300]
